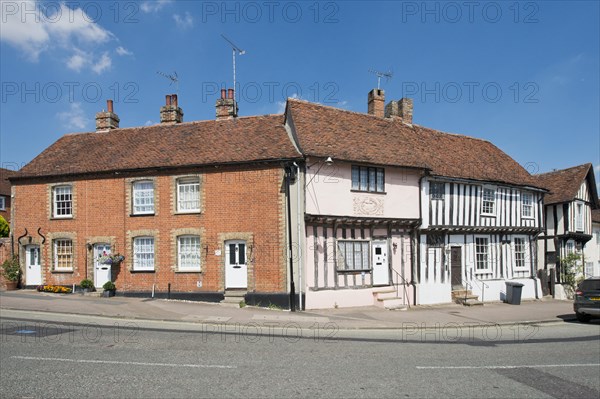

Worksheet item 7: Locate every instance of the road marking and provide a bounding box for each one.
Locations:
[11,356,236,369]
[417,363,600,370]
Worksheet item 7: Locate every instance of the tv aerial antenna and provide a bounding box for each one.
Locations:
[221,34,246,101]
[157,70,179,95]
[369,68,393,89]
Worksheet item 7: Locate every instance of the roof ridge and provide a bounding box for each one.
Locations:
[535,163,591,176]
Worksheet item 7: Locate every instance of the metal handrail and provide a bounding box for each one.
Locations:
[390,268,411,309]
[466,278,489,303]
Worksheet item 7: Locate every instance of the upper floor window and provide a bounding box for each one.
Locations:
[475,237,489,271]
[178,235,201,271]
[514,237,527,269]
[177,177,200,213]
[430,182,444,200]
[351,166,384,193]
[522,193,533,218]
[133,181,154,215]
[133,237,155,271]
[575,203,583,231]
[53,185,73,218]
[481,188,495,215]
[336,240,370,271]
[0,196,5,210]
[53,239,73,270]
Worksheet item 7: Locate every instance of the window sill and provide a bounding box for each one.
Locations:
[350,190,386,195]
[50,216,74,220]
[176,270,202,273]
[174,211,202,215]
[336,269,371,273]
[521,216,534,220]
[475,270,492,275]
[130,213,155,217]
[51,270,73,274]
[129,269,155,273]
[481,214,496,218]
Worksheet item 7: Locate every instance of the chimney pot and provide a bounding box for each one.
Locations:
[165,95,171,106]
[172,94,178,107]
[227,88,234,99]
[221,89,226,99]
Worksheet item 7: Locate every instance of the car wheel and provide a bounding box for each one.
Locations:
[576,312,591,323]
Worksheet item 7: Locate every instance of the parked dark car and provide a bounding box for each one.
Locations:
[573,278,600,322]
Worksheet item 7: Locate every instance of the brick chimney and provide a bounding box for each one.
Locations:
[367,89,385,118]
[160,94,184,124]
[215,88,238,120]
[95,100,120,131]
[385,98,413,124]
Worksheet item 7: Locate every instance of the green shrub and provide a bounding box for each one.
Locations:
[80,279,94,289]
[1,256,21,282]
[0,215,9,238]
[102,281,116,291]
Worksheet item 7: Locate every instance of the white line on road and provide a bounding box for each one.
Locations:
[417,363,600,370]
[11,356,236,369]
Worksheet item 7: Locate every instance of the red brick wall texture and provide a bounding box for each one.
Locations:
[12,166,287,294]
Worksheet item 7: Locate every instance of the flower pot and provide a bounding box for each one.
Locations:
[103,290,116,298]
[4,281,18,291]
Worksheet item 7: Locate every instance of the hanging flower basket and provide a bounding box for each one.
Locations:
[97,254,125,265]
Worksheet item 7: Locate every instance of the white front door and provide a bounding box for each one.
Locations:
[94,244,112,288]
[25,245,41,286]
[225,240,248,289]
[372,240,389,286]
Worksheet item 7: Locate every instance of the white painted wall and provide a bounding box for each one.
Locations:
[583,222,600,277]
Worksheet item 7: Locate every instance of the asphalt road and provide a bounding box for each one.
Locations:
[1,314,599,398]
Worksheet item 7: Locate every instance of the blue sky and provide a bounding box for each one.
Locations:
[1,0,599,185]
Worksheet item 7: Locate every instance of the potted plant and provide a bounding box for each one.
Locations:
[102,281,116,297]
[1,256,21,290]
[80,279,95,293]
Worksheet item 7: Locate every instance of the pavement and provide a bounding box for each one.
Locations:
[0,289,580,330]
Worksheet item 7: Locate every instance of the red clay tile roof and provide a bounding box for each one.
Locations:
[535,164,598,206]
[592,209,600,224]
[0,168,18,195]
[286,99,543,189]
[15,115,301,179]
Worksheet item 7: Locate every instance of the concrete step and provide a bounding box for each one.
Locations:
[376,297,408,310]
[221,290,247,306]
[223,290,247,297]
[373,289,399,300]
[461,298,484,306]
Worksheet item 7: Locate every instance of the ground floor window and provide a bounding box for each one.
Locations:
[336,240,370,271]
[178,235,201,271]
[475,237,489,271]
[53,239,73,270]
[514,237,527,269]
[133,237,155,271]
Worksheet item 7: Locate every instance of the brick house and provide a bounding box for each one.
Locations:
[285,89,547,308]
[10,93,303,307]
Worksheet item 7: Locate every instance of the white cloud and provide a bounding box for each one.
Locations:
[145,120,154,126]
[116,46,133,56]
[173,12,194,30]
[92,52,112,74]
[141,0,173,13]
[57,102,87,130]
[276,93,300,113]
[0,1,114,73]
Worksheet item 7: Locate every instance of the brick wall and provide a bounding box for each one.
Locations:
[0,237,11,289]
[12,165,287,294]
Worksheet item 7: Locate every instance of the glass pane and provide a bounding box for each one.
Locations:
[369,168,376,192]
[377,169,384,192]
[229,244,236,265]
[238,244,246,265]
[362,242,369,269]
[351,166,359,190]
[360,167,368,191]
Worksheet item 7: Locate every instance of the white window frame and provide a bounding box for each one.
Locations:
[53,239,73,270]
[513,236,528,270]
[521,193,533,218]
[177,177,200,213]
[575,202,584,232]
[336,240,370,271]
[53,185,73,218]
[430,182,444,200]
[481,187,496,216]
[132,181,154,215]
[177,235,201,271]
[474,236,490,273]
[133,237,155,271]
[0,196,5,210]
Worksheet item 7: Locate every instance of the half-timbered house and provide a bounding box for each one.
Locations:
[536,164,599,288]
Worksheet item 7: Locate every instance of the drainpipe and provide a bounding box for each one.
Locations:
[285,165,296,312]
[293,162,303,311]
